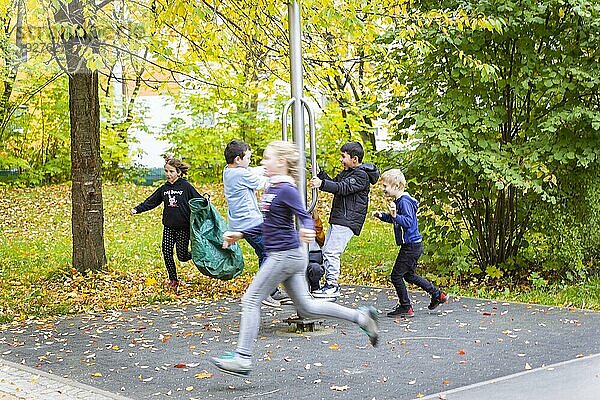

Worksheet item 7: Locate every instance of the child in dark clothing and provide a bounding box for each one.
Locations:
[372,169,447,317]
[309,141,380,298]
[307,209,326,292]
[131,158,201,288]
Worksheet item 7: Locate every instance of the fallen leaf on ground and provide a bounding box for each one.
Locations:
[330,385,349,391]
[194,370,213,379]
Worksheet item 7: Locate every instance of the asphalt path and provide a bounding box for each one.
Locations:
[1,285,599,399]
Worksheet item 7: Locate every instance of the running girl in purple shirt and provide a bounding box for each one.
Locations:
[210,140,379,377]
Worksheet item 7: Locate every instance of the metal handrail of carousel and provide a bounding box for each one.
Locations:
[281,0,318,213]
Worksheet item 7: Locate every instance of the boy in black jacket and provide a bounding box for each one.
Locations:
[309,141,380,298]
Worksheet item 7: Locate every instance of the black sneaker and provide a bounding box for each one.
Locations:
[387,305,414,318]
[428,292,448,310]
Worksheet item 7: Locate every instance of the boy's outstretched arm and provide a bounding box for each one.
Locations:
[319,171,370,195]
[373,210,393,223]
[316,169,331,181]
[391,203,416,227]
[248,166,270,190]
[309,177,322,189]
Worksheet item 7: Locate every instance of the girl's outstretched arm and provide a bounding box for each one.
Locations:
[298,228,316,243]
[222,231,243,249]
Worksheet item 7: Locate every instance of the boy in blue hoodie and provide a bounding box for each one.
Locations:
[372,169,447,317]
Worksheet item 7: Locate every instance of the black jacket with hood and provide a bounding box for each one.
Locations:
[318,163,380,235]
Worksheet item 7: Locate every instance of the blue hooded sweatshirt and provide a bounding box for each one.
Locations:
[376,192,423,245]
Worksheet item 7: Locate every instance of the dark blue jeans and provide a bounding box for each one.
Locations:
[245,233,279,296]
[391,242,439,307]
[244,233,267,268]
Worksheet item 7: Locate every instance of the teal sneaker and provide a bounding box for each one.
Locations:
[358,306,379,347]
[210,352,252,377]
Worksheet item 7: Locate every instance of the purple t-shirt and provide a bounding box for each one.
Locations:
[242,182,314,253]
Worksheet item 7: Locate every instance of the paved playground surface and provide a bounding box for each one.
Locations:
[1,285,599,399]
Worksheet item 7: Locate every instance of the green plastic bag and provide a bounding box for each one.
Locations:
[189,196,244,280]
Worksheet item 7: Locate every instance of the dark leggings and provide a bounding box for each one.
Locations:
[162,226,191,281]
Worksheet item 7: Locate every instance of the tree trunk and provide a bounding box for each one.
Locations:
[56,0,106,273]
[69,71,106,272]
[0,0,25,135]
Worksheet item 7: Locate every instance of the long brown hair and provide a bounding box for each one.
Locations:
[165,157,190,176]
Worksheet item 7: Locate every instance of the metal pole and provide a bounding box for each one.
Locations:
[287,0,306,205]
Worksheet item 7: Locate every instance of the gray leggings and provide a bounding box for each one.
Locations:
[236,246,362,357]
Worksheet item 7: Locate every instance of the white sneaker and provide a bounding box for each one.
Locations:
[358,306,379,347]
[210,352,252,377]
[312,283,340,298]
[261,295,280,307]
[272,288,292,304]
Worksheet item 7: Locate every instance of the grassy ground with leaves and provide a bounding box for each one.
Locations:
[1,183,598,323]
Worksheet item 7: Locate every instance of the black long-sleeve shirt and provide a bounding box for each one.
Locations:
[134,178,201,229]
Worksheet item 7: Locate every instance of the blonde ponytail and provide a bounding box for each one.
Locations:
[265,140,301,184]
